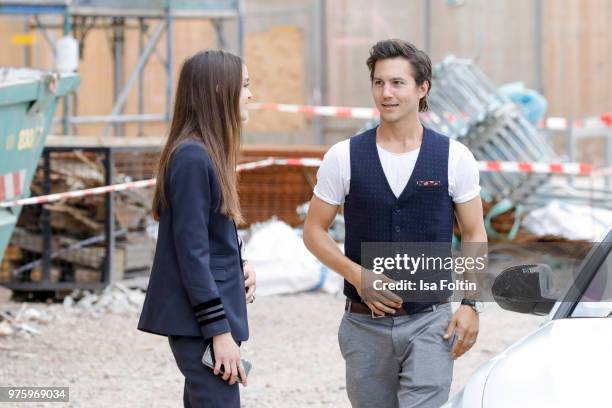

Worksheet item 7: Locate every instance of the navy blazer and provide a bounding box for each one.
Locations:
[138,141,249,342]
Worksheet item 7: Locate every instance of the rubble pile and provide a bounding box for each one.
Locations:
[62,282,145,316]
[0,303,52,338]
[0,283,145,338]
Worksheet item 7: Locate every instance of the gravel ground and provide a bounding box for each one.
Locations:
[1,293,546,408]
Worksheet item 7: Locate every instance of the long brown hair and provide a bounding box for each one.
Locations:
[152,49,244,223]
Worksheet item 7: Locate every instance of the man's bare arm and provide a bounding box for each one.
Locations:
[303,196,358,282]
[455,196,487,242]
[455,196,488,299]
[303,196,402,315]
[444,195,487,359]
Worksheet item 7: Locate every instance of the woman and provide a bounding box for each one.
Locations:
[138,49,255,407]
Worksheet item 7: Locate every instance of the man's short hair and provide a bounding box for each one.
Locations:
[366,39,432,112]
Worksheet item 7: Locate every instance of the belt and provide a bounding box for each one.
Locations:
[345,299,449,318]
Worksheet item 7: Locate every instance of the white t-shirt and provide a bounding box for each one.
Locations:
[313,138,481,205]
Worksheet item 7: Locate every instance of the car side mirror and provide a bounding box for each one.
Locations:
[492,264,557,315]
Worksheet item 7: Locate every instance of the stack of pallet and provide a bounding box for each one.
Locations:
[1,151,155,285]
[0,246,22,283]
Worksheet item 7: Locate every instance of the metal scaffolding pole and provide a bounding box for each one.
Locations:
[313,0,325,145]
[112,17,125,136]
[62,9,71,135]
[166,11,173,125]
[213,19,227,49]
[237,0,244,56]
[101,21,166,137]
[22,18,31,66]
[534,0,543,94]
[422,0,431,53]
[138,18,145,136]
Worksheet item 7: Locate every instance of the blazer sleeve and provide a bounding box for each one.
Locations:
[168,144,232,339]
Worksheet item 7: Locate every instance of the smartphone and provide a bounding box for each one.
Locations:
[201,343,252,383]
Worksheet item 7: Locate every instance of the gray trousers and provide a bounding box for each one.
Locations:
[338,302,454,408]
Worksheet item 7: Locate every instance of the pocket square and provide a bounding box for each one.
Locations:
[416,180,442,187]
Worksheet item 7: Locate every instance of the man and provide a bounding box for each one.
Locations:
[303,39,487,408]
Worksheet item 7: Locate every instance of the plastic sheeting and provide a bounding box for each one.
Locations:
[522,201,612,241]
[244,219,344,297]
[498,82,547,125]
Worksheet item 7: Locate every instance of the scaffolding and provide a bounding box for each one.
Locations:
[0,0,243,136]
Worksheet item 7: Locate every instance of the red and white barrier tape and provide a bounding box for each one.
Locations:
[250,103,612,131]
[592,165,612,177]
[477,161,592,175]
[540,114,612,131]
[239,157,593,176]
[0,179,156,208]
[250,103,379,120]
[0,170,26,201]
[0,158,597,208]
[0,160,318,208]
[236,157,323,172]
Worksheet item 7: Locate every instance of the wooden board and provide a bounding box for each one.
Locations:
[244,26,307,133]
[0,16,31,67]
[47,203,104,234]
[10,228,105,269]
[30,266,61,283]
[74,267,101,284]
[430,0,537,87]
[119,235,154,271]
[0,260,13,283]
[542,0,612,118]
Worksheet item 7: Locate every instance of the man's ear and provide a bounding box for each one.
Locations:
[215,84,220,93]
[419,80,430,98]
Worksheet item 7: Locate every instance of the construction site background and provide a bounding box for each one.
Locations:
[0,0,610,165]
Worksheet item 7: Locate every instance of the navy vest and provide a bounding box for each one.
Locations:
[344,126,455,312]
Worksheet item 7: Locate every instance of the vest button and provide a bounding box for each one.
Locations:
[395,226,401,233]
[394,208,401,214]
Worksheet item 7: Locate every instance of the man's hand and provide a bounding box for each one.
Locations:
[443,305,479,359]
[243,261,256,303]
[352,268,403,316]
[212,332,247,386]
[303,196,401,316]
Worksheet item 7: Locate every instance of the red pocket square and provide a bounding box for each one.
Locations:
[416,180,442,187]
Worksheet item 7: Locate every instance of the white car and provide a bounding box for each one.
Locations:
[443,230,612,408]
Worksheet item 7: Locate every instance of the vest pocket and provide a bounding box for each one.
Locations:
[415,180,444,192]
[415,185,444,193]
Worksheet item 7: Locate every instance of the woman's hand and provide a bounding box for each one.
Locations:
[212,332,247,385]
[243,261,256,303]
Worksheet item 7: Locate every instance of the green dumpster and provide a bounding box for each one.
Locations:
[0,68,80,265]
